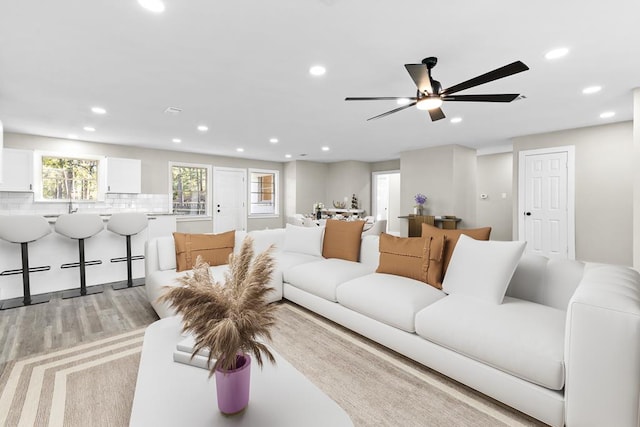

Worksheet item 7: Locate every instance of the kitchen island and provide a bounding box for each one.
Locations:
[0,213,176,301]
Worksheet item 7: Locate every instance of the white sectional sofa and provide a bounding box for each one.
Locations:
[145,226,640,427]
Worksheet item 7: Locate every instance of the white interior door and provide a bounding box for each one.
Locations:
[518,147,575,259]
[213,167,246,233]
[372,171,400,235]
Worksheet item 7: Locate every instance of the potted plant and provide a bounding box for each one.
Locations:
[159,237,278,415]
[414,193,427,215]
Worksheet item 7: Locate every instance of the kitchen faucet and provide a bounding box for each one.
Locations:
[68,199,78,214]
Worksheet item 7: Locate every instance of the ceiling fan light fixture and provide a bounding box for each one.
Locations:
[416,96,443,111]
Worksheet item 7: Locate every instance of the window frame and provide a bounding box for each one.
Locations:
[33,151,105,202]
[168,161,212,219]
[248,168,279,218]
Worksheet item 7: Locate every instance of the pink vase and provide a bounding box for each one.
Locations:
[215,354,252,415]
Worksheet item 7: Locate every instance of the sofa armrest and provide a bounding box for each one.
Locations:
[145,238,161,277]
[564,264,640,427]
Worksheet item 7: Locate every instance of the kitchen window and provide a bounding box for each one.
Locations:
[249,169,278,216]
[40,155,100,201]
[170,162,211,216]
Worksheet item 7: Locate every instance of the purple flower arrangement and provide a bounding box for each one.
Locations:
[414,193,427,205]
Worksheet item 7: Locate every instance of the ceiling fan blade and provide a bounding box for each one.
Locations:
[441,61,529,96]
[404,64,433,94]
[366,102,417,121]
[443,94,520,102]
[428,108,446,121]
[345,97,418,101]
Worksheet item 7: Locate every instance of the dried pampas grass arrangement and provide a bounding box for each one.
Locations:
[159,236,278,375]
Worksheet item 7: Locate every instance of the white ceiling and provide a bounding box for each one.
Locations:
[1,0,639,163]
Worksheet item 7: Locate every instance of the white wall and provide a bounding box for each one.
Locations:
[400,144,477,235]
[634,88,640,270]
[4,132,285,232]
[476,152,513,241]
[512,121,633,265]
[326,161,371,214]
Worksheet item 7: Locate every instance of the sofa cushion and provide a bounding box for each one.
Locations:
[337,273,446,332]
[248,228,285,254]
[284,258,375,302]
[173,231,235,272]
[376,233,427,283]
[322,219,365,262]
[443,235,526,304]
[273,251,321,272]
[421,223,492,279]
[415,294,566,390]
[283,224,324,257]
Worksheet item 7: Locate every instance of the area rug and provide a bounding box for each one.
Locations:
[0,303,543,426]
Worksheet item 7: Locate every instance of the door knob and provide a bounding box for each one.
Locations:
[525,212,532,216]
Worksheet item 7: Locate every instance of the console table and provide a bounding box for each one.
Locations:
[130,317,353,427]
[399,215,462,237]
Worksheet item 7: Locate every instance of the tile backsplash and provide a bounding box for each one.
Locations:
[0,192,171,215]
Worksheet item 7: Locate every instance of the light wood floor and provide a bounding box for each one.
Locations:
[0,285,159,373]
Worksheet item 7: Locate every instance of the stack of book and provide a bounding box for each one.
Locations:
[172,334,216,370]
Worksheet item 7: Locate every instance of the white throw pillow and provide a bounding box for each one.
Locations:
[443,234,526,304]
[248,228,285,254]
[283,224,324,257]
[156,236,177,271]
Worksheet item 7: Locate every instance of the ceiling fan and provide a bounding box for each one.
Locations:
[345,57,529,121]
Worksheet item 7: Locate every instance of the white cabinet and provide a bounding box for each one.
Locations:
[0,148,34,192]
[105,157,141,193]
[147,215,177,239]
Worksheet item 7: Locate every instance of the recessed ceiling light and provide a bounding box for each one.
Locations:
[91,106,106,114]
[197,125,208,132]
[172,138,182,143]
[599,111,615,119]
[236,148,245,152]
[450,117,463,124]
[68,134,78,139]
[582,86,602,95]
[285,154,292,159]
[138,0,165,13]
[545,47,569,60]
[321,146,330,152]
[164,106,182,115]
[396,98,412,106]
[269,138,279,144]
[309,65,326,76]
[83,126,95,132]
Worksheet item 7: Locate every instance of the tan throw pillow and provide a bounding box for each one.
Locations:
[173,231,235,272]
[421,223,492,280]
[322,219,365,262]
[425,235,446,289]
[376,233,428,283]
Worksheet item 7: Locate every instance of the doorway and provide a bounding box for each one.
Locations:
[213,167,247,233]
[372,170,401,235]
[518,146,575,259]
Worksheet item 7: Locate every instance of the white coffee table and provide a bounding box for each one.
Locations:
[130,317,353,427]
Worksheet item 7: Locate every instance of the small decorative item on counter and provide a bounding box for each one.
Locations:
[333,200,347,209]
[313,202,324,220]
[351,194,358,209]
[414,193,427,215]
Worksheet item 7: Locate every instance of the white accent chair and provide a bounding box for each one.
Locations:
[362,220,387,236]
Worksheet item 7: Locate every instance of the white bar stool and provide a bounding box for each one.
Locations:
[0,215,52,309]
[55,213,104,298]
[107,212,148,290]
